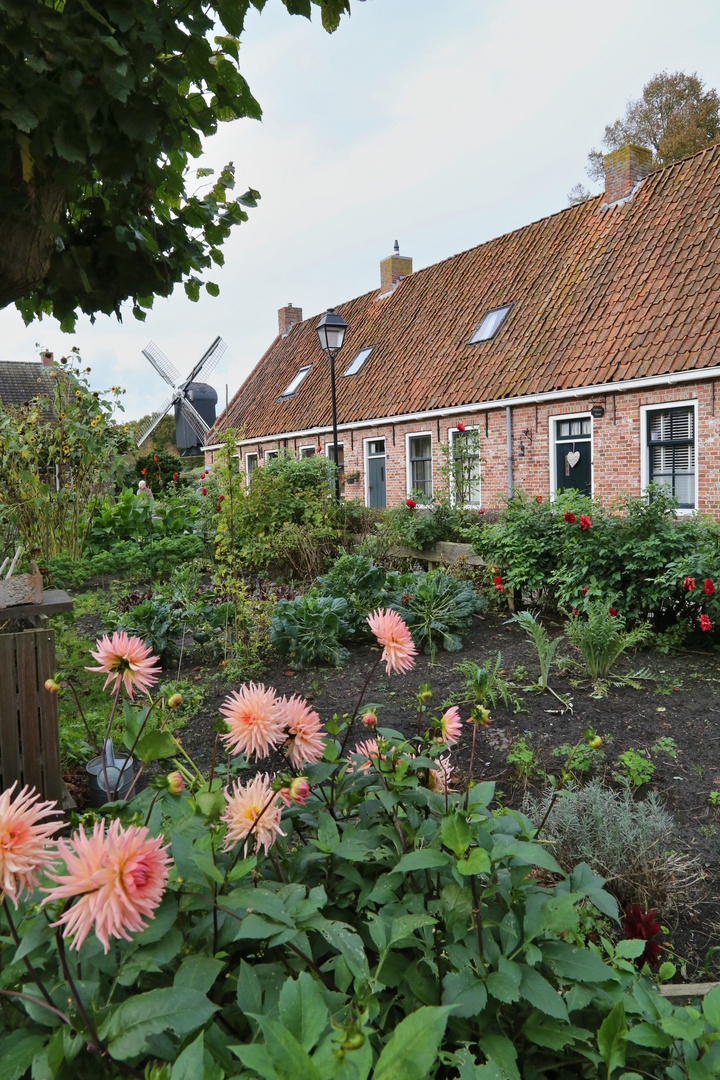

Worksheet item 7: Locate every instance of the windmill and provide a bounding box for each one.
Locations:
[135,337,225,454]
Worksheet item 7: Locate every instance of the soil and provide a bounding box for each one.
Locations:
[63,606,720,982]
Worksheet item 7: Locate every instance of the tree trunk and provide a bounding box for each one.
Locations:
[0,169,65,311]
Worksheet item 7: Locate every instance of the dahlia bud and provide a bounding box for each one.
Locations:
[289,777,310,804]
[166,771,184,795]
[469,705,491,727]
[168,693,183,709]
[588,735,602,749]
[361,711,377,728]
[44,678,60,693]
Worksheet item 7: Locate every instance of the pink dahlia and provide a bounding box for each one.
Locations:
[428,755,455,794]
[347,738,384,773]
[439,706,462,745]
[280,694,326,768]
[44,820,170,952]
[361,711,378,728]
[222,774,284,855]
[0,784,62,907]
[86,632,161,699]
[367,608,417,674]
[220,683,287,759]
[279,777,310,807]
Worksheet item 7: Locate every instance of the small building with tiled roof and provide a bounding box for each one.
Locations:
[206,144,720,514]
[0,354,56,407]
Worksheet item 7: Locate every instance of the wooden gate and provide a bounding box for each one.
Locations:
[0,626,62,804]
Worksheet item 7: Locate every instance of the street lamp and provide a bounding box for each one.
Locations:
[315,308,348,500]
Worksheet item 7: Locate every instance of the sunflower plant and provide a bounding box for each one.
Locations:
[1,612,719,1079]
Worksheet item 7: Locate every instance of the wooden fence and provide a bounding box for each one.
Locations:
[0,626,62,804]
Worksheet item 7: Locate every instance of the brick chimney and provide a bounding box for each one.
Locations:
[379,240,412,295]
[278,303,302,336]
[603,144,653,205]
[40,350,53,366]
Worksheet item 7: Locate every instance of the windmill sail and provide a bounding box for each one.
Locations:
[141,342,181,386]
[177,396,210,438]
[182,336,226,388]
[135,397,173,447]
[139,337,223,451]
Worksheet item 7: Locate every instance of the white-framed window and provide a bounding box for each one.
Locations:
[299,445,316,459]
[246,453,258,483]
[406,432,433,501]
[325,442,345,475]
[640,399,698,511]
[449,426,482,505]
[468,304,512,343]
[343,347,373,376]
[279,365,311,399]
[548,411,593,499]
[265,449,279,463]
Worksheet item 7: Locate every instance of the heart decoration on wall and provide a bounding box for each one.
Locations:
[566,451,580,469]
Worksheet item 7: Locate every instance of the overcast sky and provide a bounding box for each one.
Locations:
[2,0,720,422]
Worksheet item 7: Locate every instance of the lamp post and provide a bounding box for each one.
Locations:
[315,307,348,501]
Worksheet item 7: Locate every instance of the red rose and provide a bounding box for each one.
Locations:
[316,445,323,454]
[563,511,576,524]
[683,576,696,591]
[406,497,416,508]
[493,575,503,586]
[215,505,221,512]
[535,495,542,503]
[579,515,592,530]
[141,467,147,475]
[478,508,485,515]
[581,586,589,595]
[173,472,179,480]
[201,488,207,496]
[572,608,579,615]
[699,613,712,632]
[704,578,715,596]
[153,454,159,462]
[219,494,224,501]
[608,607,618,617]
[457,422,466,432]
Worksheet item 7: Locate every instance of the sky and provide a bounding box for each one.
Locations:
[2,0,720,424]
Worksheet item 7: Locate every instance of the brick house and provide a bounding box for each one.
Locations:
[205,144,720,515]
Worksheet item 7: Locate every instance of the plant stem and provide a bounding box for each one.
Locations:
[340,652,382,756]
[0,988,70,1025]
[101,680,123,801]
[65,679,100,751]
[55,926,105,1055]
[465,721,479,810]
[470,875,485,966]
[2,899,56,1010]
[112,696,162,799]
[207,732,220,791]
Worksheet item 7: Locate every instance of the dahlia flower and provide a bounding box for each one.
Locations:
[222,774,284,855]
[361,711,377,728]
[439,707,462,745]
[279,777,310,806]
[563,511,576,524]
[86,632,162,699]
[280,695,325,768]
[44,820,170,952]
[0,784,63,907]
[622,904,661,969]
[367,608,417,675]
[579,514,592,530]
[428,755,455,794]
[220,683,287,759]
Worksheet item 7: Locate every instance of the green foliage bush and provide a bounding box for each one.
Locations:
[4,734,719,1078]
[44,535,208,588]
[566,601,653,685]
[314,552,388,632]
[385,568,487,654]
[106,596,182,665]
[269,595,352,667]
[126,449,184,493]
[477,486,720,643]
[85,488,201,552]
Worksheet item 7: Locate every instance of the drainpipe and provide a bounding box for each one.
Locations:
[506,405,513,498]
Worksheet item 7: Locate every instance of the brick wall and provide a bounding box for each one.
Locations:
[208,379,720,514]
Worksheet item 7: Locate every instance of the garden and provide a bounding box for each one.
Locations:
[1,372,720,1079]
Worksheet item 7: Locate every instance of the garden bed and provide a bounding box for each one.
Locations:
[168,610,720,983]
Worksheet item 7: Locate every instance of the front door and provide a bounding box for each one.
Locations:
[554,417,591,496]
[367,440,386,508]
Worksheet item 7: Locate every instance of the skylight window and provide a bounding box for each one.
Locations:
[279,365,311,399]
[468,304,512,343]
[343,347,373,377]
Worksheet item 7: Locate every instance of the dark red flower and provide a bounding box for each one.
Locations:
[608,607,618,617]
[572,608,579,615]
[406,498,416,509]
[478,508,485,515]
[581,586,589,595]
[704,578,715,596]
[153,454,159,462]
[215,505,221,512]
[316,445,323,454]
[622,905,661,969]
[493,574,504,593]
[563,511,576,524]
[579,514,592,530]
[141,468,147,475]
[699,613,712,632]
[535,495,543,503]
[201,488,207,496]
[173,472,179,480]
[219,494,224,501]
[683,576,696,591]
[457,422,466,433]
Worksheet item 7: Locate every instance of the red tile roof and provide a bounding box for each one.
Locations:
[213,145,720,441]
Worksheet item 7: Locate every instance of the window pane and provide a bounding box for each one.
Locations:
[343,348,373,376]
[410,435,431,460]
[280,366,311,398]
[451,430,481,504]
[469,304,512,343]
[368,440,385,455]
[560,422,570,437]
[409,435,432,498]
[674,472,695,505]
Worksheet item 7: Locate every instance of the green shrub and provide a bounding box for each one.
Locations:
[386,568,487,654]
[269,595,352,667]
[106,596,182,664]
[614,748,656,787]
[525,779,699,910]
[566,601,652,687]
[44,534,208,588]
[314,552,391,632]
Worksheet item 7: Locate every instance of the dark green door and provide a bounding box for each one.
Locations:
[367,440,386,508]
[555,417,591,496]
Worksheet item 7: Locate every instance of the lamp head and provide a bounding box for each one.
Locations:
[316,308,348,353]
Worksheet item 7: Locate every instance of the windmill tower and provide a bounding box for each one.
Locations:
[135,337,225,454]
